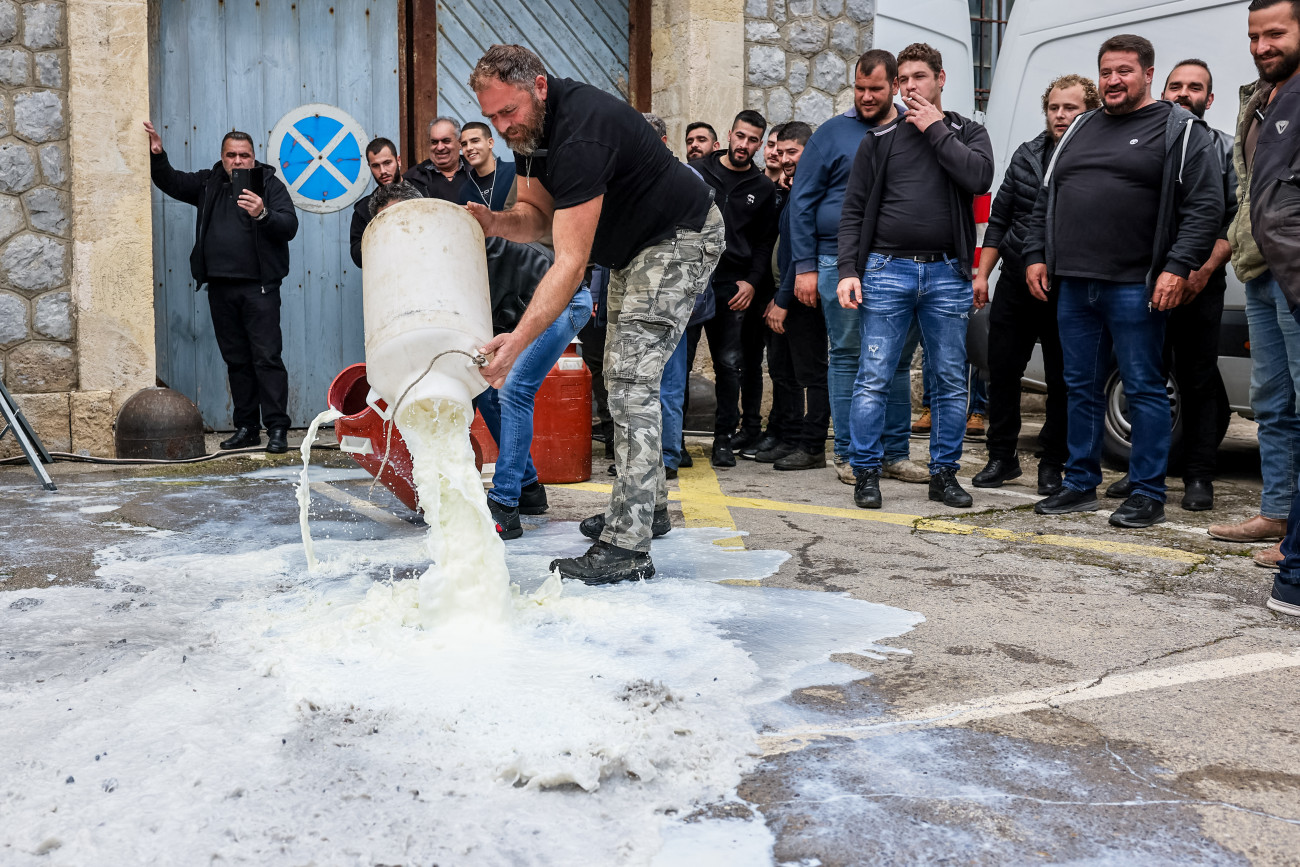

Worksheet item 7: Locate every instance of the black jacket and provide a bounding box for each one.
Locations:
[837,111,994,281]
[404,159,472,202]
[485,238,554,334]
[982,131,1049,271]
[1023,104,1223,290]
[689,150,778,287]
[150,152,298,288]
[1250,74,1300,310]
[348,191,374,269]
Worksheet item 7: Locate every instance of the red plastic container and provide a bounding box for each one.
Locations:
[327,363,422,512]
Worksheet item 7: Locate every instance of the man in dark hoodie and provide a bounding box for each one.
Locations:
[970,74,1100,497]
[144,122,299,454]
[836,42,994,512]
[689,109,779,467]
[1024,34,1223,529]
[349,137,404,269]
[1244,0,1300,619]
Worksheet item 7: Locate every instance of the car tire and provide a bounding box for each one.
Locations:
[1101,368,1183,470]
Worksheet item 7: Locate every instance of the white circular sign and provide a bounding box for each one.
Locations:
[267,103,371,214]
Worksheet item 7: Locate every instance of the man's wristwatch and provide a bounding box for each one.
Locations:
[253,208,268,221]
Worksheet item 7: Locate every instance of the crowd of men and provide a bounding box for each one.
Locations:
[146,0,1300,611]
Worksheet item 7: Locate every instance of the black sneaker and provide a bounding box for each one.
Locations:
[266,427,289,455]
[731,427,763,452]
[1106,474,1133,499]
[220,426,260,450]
[1034,486,1100,515]
[486,496,523,540]
[755,441,798,463]
[1181,478,1213,512]
[665,467,678,480]
[972,457,1022,488]
[928,468,973,508]
[551,540,655,585]
[580,506,672,541]
[519,481,548,515]
[744,432,782,459]
[679,447,694,468]
[1267,578,1300,618]
[854,468,881,509]
[774,449,827,471]
[711,436,736,468]
[1037,462,1063,496]
[1109,493,1166,528]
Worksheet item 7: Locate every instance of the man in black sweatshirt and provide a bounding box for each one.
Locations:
[689,110,779,466]
[144,122,299,454]
[835,42,994,511]
[1024,34,1222,529]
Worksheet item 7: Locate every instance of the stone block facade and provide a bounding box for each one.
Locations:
[0,0,75,457]
[744,0,874,127]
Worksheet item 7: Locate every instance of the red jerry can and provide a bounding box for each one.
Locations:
[327,363,422,512]
[469,342,593,484]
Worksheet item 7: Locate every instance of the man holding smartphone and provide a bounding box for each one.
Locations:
[145,122,299,454]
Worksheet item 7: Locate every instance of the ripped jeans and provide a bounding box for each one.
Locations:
[849,253,973,474]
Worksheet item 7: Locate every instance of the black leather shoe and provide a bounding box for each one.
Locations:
[665,467,678,480]
[607,463,617,477]
[551,540,655,584]
[731,427,763,452]
[745,432,782,459]
[711,436,735,468]
[519,481,548,515]
[1037,462,1063,496]
[1109,493,1166,528]
[1035,486,1100,515]
[972,457,1022,488]
[487,496,523,540]
[220,427,260,450]
[854,468,881,509]
[756,441,798,463]
[580,506,671,541]
[1106,474,1133,499]
[1181,478,1213,512]
[265,428,289,454]
[774,449,827,471]
[679,446,694,468]
[929,468,973,507]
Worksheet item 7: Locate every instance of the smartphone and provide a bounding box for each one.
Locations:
[230,167,265,202]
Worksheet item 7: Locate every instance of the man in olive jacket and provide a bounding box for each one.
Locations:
[145,122,299,454]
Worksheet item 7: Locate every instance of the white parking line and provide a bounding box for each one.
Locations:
[759,648,1300,755]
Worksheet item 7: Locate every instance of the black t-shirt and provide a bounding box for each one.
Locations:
[468,169,496,206]
[1053,101,1170,283]
[872,119,957,256]
[515,76,713,269]
[205,181,260,281]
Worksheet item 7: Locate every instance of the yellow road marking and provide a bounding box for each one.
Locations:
[558,482,1203,565]
[674,445,744,549]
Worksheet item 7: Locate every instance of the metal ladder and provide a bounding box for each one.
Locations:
[0,379,56,491]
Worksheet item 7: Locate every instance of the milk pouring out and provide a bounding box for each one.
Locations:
[300,199,513,626]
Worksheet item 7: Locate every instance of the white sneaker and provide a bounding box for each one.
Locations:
[833,457,856,485]
[883,458,929,483]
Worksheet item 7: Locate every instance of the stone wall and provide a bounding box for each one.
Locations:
[651,0,745,160]
[744,0,873,127]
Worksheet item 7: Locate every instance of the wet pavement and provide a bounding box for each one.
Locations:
[2,416,1298,865]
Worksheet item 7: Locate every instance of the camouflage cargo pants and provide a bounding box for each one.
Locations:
[601,205,725,552]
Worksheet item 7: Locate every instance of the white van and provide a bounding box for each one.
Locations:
[874,0,976,117]
[975,0,1256,464]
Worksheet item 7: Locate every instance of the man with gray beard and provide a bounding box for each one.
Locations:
[466,44,724,585]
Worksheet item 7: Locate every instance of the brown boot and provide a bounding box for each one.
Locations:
[911,407,932,434]
[1254,542,1284,569]
[1207,515,1286,542]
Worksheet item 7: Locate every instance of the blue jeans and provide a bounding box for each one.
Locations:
[850,254,971,473]
[659,334,689,470]
[920,359,982,414]
[882,320,922,463]
[1056,279,1169,501]
[477,286,593,507]
[1244,273,1300,519]
[817,255,861,461]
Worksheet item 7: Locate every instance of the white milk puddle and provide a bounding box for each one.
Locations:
[2,399,924,864]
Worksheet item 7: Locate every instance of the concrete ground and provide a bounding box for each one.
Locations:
[3,414,1298,864]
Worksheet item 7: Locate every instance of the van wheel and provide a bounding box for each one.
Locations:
[1101,369,1183,469]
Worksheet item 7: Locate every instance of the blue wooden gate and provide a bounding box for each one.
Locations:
[436,0,630,158]
[148,0,399,429]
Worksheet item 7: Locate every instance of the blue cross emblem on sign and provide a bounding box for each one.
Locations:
[267,104,371,214]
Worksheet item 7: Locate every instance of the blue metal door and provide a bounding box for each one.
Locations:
[148,0,400,429]
[436,0,630,158]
